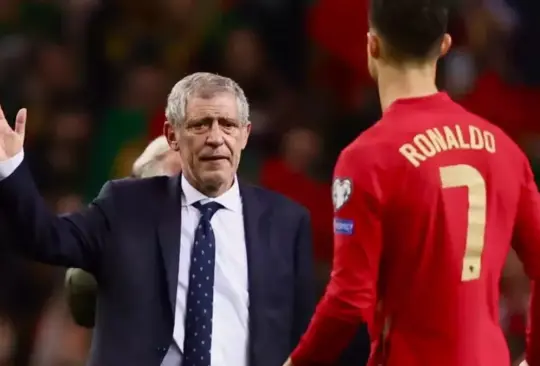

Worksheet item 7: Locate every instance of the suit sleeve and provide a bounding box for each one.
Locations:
[0,161,113,274]
[511,158,540,366]
[291,210,317,348]
[291,147,383,366]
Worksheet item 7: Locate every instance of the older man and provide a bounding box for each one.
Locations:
[65,135,182,328]
[0,73,314,366]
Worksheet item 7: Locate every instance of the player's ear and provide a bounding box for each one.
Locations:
[367,31,381,60]
[439,33,452,58]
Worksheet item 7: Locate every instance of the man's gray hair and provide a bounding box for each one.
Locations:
[165,72,250,127]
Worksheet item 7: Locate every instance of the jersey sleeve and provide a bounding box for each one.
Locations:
[291,145,383,366]
[512,157,540,366]
[512,158,540,279]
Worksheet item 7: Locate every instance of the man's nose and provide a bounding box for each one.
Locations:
[205,121,224,146]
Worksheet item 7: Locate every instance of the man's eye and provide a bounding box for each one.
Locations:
[221,120,238,129]
[190,123,207,130]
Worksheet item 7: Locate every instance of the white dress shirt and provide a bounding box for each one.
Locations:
[0,150,24,178]
[0,152,250,366]
[163,176,250,366]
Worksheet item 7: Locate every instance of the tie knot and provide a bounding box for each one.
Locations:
[192,201,223,220]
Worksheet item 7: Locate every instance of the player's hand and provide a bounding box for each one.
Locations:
[517,360,529,366]
[0,106,26,161]
[282,357,293,366]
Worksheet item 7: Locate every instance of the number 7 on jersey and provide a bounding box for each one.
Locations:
[439,164,487,282]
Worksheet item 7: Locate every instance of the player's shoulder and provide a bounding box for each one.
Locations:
[334,124,395,186]
[457,103,527,158]
[338,121,393,162]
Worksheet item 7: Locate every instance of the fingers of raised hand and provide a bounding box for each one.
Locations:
[14,108,26,137]
[0,105,6,128]
[0,107,13,137]
[0,106,26,137]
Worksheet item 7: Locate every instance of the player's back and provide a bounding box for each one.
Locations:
[360,93,527,366]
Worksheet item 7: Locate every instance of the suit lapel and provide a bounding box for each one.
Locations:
[240,182,271,366]
[158,175,182,316]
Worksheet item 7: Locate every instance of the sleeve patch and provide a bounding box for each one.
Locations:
[332,178,352,211]
[334,218,354,235]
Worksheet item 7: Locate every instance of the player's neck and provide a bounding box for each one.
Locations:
[377,64,439,112]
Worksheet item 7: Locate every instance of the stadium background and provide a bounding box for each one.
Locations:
[0,0,539,364]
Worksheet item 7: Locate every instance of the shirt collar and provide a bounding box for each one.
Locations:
[180,175,242,213]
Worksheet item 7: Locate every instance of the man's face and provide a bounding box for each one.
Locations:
[167,92,250,194]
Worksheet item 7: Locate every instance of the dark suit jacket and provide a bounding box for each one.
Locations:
[0,162,315,366]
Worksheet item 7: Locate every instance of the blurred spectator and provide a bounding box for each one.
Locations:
[307,0,370,87]
[24,192,88,366]
[507,0,540,85]
[119,63,168,113]
[235,0,307,85]
[222,28,285,139]
[85,63,167,199]
[261,128,333,268]
[34,43,79,94]
[29,292,90,366]
[27,106,92,193]
[0,316,15,365]
[22,42,81,141]
[0,242,58,366]
[223,28,266,86]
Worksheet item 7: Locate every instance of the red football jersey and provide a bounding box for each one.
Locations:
[291,92,540,366]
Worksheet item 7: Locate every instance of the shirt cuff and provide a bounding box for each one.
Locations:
[0,150,24,181]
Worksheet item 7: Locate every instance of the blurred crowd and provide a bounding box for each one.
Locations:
[0,0,539,364]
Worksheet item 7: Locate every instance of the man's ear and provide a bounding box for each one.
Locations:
[439,33,452,58]
[241,122,252,150]
[164,121,180,151]
[367,31,381,60]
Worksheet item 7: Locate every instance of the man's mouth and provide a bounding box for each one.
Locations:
[200,156,228,162]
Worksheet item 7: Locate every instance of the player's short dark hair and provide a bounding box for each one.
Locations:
[369,0,450,61]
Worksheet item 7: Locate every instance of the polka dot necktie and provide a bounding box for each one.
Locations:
[183,201,223,366]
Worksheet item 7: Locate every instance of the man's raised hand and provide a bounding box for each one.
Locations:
[0,106,26,161]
